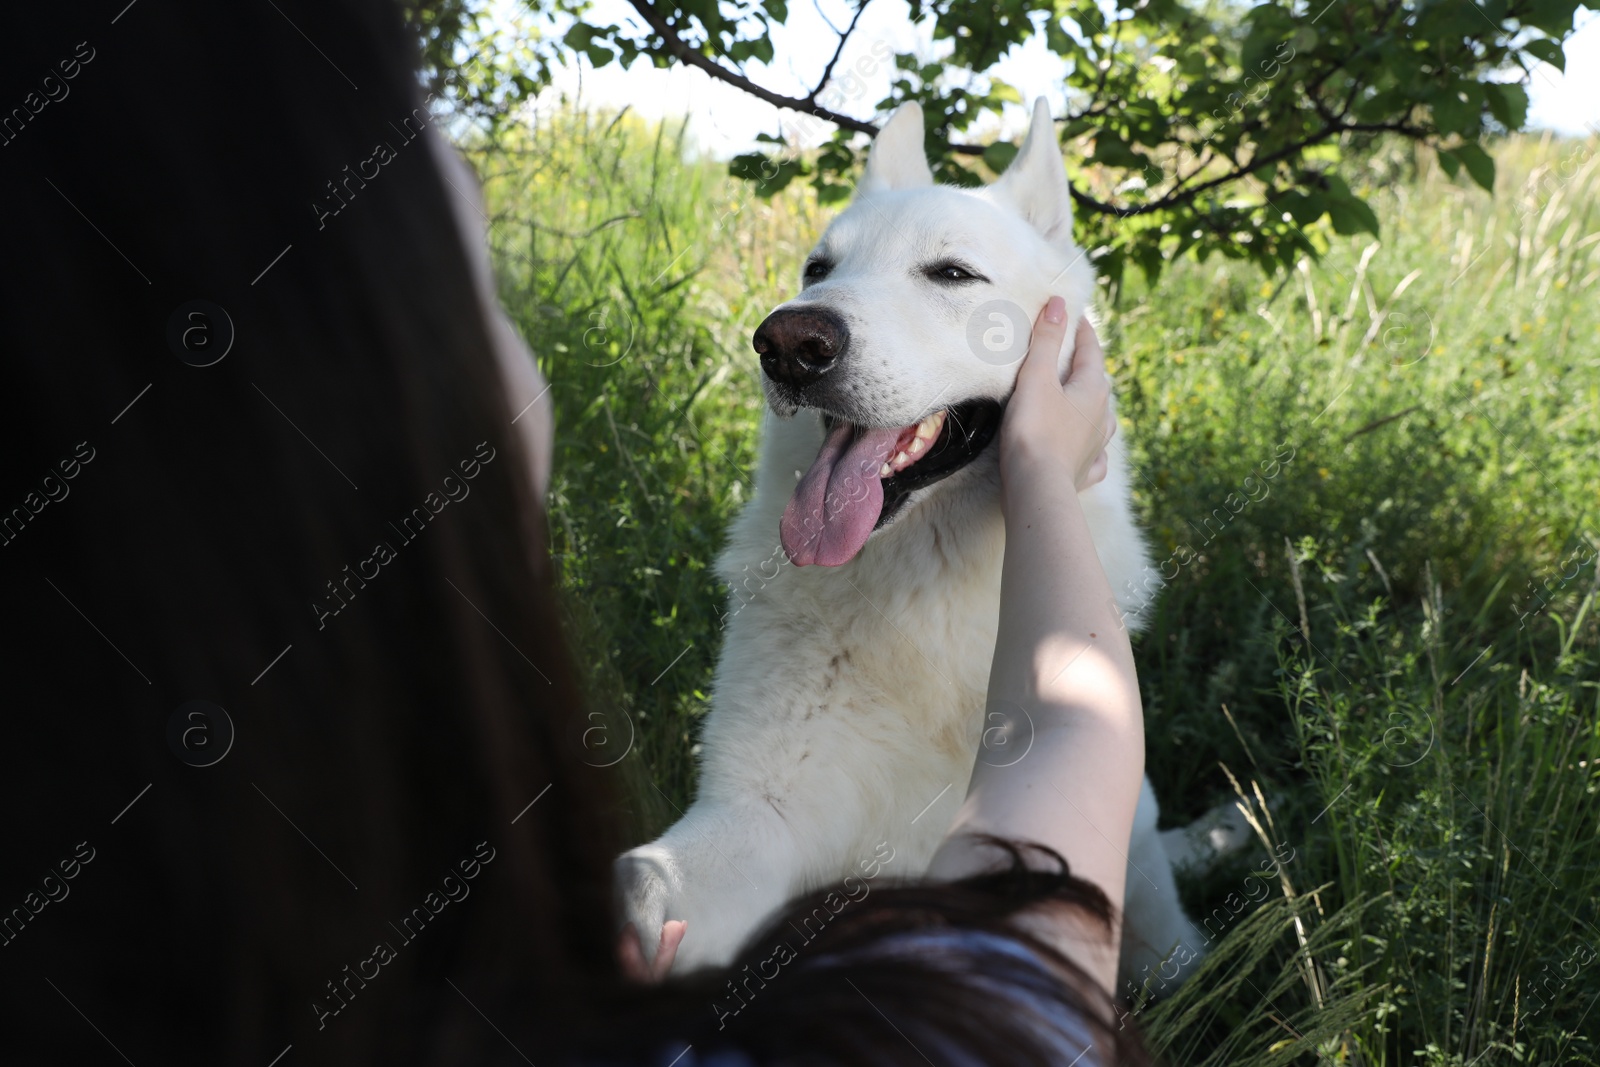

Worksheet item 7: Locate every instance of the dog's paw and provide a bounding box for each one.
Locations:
[1159,798,1258,875]
[614,844,680,965]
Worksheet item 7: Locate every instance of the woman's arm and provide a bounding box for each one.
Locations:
[925,298,1142,996]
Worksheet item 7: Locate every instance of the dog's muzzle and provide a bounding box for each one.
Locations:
[753,306,849,388]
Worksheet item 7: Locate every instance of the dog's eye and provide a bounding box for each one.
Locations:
[925,261,982,283]
[803,259,831,281]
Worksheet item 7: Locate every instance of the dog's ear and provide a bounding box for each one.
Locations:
[992,98,1073,246]
[859,102,933,194]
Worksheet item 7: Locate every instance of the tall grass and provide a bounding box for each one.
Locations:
[470,108,822,832]
[469,111,1600,1063]
[1116,135,1600,1065]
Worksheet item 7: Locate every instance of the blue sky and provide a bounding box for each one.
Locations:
[527,0,1600,158]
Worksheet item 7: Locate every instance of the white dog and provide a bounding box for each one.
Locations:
[618,99,1207,986]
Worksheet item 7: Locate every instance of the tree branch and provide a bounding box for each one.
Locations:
[1163,147,1218,200]
[623,0,879,137]
[810,0,843,36]
[1073,116,1422,218]
[619,0,1430,220]
[620,0,1004,154]
[809,0,871,104]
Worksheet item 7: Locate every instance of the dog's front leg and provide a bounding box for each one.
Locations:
[616,799,801,974]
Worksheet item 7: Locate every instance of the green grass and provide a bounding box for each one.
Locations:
[1108,134,1600,1065]
[469,114,1600,1063]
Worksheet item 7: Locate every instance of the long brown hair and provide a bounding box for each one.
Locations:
[2,2,615,1062]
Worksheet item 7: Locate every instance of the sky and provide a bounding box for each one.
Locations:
[526,0,1600,159]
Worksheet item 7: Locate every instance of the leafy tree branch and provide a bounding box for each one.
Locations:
[406,0,1590,284]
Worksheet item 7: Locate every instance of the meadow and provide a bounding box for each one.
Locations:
[469,110,1600,1064]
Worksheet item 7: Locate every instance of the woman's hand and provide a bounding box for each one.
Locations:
[999,297,1114,493]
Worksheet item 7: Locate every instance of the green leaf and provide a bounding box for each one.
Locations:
[1044,17,1077,56]
[987,77,1023,105]
[1324,194,1380,237]
[1428,83,1483,135]
[815,142,855,174]
[1090,133,1144,169]
[1134,240,1165,286]
[1443,142,1496,192]
[814,179,853,205]
[1240,4,1295,74]
[982,140,1019,175]
[1523,37,1566,72]
[1484,82,1528,129]
[1522,0,1583,36]
[1282,191,1328,226]
[729,152,803,197]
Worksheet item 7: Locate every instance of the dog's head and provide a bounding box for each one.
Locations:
[757,98,1096,566]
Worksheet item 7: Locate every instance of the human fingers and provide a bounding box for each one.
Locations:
[1067,322,1111,428]
[619,920,687,983]
[618,922,650,982]
[1082,448,1108,489]
[652,920,687,981]
[1060,320,1110,436]
[1018,296,1070,391]
[1058,321,1114,489]
[1063,318,1106,389]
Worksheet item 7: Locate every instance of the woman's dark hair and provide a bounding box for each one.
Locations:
[3,3,618,1062]
[601,839,1153,1067]
[1,3,1149,1064]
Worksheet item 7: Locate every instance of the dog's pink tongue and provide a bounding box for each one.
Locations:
[780,422,903,566]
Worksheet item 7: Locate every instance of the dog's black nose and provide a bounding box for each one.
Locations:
[753,307,849,388]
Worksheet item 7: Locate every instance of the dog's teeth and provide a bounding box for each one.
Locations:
[915,410,946,441]
[893,450,910,469]
[879,462,892,477]
[909,438,925,455]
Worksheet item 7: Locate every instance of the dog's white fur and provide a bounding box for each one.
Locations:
[618,99,1202,981]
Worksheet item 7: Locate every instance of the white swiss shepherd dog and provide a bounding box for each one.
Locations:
[618,98,1213,984]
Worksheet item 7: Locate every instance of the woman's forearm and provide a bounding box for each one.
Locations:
[926,307,1145,995]
[990,452,1140,710]
[928,463,1144,991]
